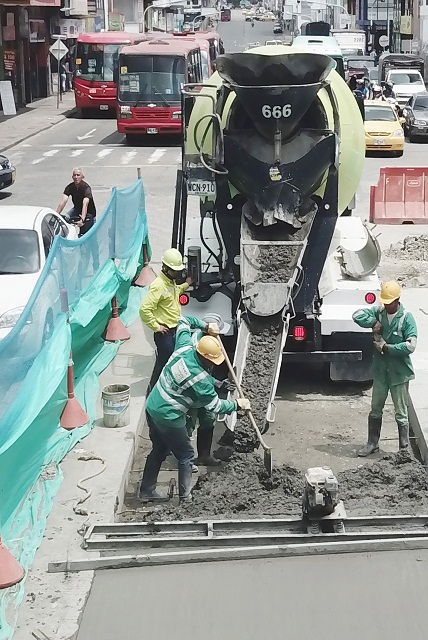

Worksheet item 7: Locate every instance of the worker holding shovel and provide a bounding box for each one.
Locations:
[187,313,236,467]
[352,281,417,456]
[139,315,251,502]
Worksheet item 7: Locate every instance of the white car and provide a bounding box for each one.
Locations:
[0,206,78,341]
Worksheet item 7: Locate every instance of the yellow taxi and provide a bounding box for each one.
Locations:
[364,100,404,156]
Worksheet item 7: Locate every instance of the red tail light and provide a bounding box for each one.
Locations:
[179,294,189,306]
[365,292,376,304]
[293,326,306,342]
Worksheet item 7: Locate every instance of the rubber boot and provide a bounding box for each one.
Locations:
[139,452,163,500]
[195,429,221,466]
[178,463,193,502]
[398,423,409,449]
[358,417,382,457]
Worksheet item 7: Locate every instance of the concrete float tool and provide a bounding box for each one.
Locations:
[218,336,273,475]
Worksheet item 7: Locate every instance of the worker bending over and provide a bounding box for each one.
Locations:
[140,316,250,501]
[188,312,235,467]
[139,248,191,390]
[353,281,417,456]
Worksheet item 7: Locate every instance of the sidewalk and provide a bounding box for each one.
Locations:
[0,92,76,154]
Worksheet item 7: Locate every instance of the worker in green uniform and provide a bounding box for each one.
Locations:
[352,281,417,456]
[139,248,191,390]
[187,312,235,467]
[140,316,251,501]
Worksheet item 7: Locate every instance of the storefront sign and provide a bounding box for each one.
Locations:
[400,15,412,35]
[51,18,85,38]
[108,13,125,30]
[3,50,16,72]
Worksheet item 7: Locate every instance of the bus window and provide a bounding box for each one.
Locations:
[76,43,121,82]
[119,56,186,104]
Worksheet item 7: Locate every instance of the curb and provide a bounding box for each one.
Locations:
[0,107,77,154]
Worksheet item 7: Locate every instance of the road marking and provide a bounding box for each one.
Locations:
[50,143,124,148]
[31,149,59,164]
[77,128,97,141]
[93,149,114,163]
[148,148,167,164]
[70,149,84,157]
[121,150,138,165]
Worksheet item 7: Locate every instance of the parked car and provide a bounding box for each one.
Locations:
[273,22,283,34]
[0,154,15,192]
[259,12,275,20]
[364,100,405,156]
[0,206,79,340]
[402,93,428,142]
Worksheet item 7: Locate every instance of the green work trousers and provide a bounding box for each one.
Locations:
[369,379,410,427]
[186,408,216,437]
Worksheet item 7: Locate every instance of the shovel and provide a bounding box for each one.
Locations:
[134,244,156,287]
[218,337,273,476]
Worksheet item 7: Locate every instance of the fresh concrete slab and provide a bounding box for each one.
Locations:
[75,550,428,640]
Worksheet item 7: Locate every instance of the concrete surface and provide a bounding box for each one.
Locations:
[0,92,76,154]
[75,549,428,640]
[12,317,154,640]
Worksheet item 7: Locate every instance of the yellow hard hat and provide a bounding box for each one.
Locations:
[196,335,225,365]
[379,280,401,305]
[162,248,184,271]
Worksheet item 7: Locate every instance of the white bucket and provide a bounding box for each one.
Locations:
[102,384,130,428]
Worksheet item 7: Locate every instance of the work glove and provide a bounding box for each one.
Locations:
[373,337,386,354]
[372,321,382,335]
[215,379,236,393]
[206,322,220,336]
[236,398,251,412]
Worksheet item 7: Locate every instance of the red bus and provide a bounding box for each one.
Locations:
[170,31,225,77]
[117,38,203,140]
[74,32,147,114]
[220,7,231,21]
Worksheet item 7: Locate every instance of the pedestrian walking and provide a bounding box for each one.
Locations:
[56,167,97,236]
[139,315,251,501]
[352,281,417,456]
[139,248,191,390]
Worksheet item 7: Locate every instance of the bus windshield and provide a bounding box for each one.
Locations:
[76,43,122,82]
[118,55,186,104]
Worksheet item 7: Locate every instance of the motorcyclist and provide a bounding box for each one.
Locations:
[372,84,383,100]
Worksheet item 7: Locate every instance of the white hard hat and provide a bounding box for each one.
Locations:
[202,312,231,335]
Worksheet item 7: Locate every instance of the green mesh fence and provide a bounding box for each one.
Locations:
[0,178,151,639]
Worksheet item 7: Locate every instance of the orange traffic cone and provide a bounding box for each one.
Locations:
[134,244,155,288]
[104,296,130,342]
[0,538,24,589]
[60,352,90,430]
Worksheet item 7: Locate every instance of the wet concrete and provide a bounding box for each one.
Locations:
[256,245,301,283]
[126,449,428,523]
[76,549,428,640]
[233,323,281,453]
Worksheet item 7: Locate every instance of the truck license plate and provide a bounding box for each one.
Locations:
[375,139,385,145]
[99,105,109,110]
[188,180,216,196]
[147,128,158,134]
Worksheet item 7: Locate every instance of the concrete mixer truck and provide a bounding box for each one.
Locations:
[172,45,381,434]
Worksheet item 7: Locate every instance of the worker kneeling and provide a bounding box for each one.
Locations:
[140,316,250,501]
[353,281,417,457]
